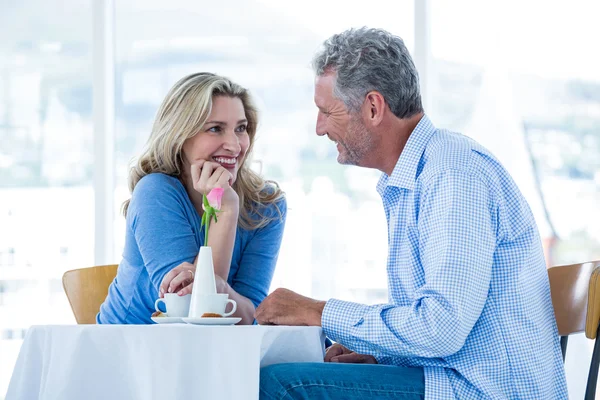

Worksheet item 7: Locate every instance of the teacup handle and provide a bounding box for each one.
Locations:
[223,299,237,317]
[155,298,167,315]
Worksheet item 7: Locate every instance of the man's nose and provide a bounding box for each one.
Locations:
[316,113,327,137]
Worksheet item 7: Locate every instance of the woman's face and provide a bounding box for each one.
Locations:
[181,95,250,184]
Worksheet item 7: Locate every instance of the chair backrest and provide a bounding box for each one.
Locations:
[586,265,600,339]
[548,261,600,336]
[62,264,118,324]
[548,260,600,400]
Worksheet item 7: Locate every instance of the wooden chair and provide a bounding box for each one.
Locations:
[62,264,118,324]
[548,260,600,399]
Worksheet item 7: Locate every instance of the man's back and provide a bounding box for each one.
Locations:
[370,116,568,398]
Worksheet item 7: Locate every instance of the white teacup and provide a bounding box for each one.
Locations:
[155,293,191,317]
[188,293,237,318]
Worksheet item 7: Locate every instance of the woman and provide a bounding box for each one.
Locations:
[98,72,286,325]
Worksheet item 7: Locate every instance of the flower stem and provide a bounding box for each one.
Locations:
[202,194,210,247]
[204,214,210,247]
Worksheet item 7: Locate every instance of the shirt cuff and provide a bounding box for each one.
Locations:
[321,298,370,344]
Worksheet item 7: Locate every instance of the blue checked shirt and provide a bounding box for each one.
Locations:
[322,115,568,399]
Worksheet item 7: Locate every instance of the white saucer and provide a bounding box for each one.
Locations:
[151,316,185,324]
[182,317,242,326]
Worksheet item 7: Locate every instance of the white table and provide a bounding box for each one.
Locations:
[7,324,325,400]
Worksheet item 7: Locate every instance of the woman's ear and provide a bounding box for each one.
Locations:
[177,151,186,166]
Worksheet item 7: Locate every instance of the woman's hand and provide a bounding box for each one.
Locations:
[159,261,230,297]
[214,274,229,294]
[159,262,195,297]
[190,160,239,212]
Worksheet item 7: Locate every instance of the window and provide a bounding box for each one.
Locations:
[0,1,92,395]
[113,0,414,304]
[429,1,600,396]
[7,1,595,398]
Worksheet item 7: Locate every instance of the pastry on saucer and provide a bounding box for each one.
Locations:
[201,312,222,318]
[152,311,165,318]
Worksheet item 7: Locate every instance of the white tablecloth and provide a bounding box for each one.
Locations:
[7,324,325,400]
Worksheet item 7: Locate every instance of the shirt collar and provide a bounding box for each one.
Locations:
[377,114,437,195]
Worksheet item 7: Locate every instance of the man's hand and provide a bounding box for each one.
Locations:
[254,288,325,326]
[325,343,378,364]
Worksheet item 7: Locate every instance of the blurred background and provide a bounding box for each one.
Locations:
[1,0,599,398]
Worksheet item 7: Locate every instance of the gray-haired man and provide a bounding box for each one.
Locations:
[256,27,567,399]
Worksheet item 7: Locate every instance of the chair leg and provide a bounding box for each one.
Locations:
[560,336,568,362]
[585,326,600,400]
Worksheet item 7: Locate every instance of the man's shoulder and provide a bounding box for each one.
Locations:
[419,129,500,183]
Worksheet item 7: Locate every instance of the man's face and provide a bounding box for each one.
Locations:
[314,72,375,166]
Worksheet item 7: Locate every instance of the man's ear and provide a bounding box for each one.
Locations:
[363,91,386,126]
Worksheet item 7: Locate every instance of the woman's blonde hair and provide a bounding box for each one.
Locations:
[122,72,284,230]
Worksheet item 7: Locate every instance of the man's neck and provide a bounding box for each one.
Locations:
[378,113,424,176]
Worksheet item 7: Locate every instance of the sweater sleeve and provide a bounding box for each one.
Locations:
[128,174,200,292]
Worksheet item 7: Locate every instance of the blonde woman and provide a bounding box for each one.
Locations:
[98,73,286,325]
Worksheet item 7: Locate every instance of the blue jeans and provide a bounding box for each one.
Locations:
[260,362,424,399]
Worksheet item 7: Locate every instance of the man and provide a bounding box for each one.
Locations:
[256,27,567,399]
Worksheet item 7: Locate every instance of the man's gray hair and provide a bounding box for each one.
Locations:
[312,27,423,119]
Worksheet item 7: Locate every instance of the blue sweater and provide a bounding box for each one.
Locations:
[98,173,286,324]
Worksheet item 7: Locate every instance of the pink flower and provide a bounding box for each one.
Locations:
[206,187,224,210]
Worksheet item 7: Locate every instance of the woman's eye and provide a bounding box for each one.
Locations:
[235,124,247,133]
[208,126,221,133]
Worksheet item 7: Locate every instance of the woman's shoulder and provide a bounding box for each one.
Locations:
[129,173,189,215]
[133,173,185,197]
